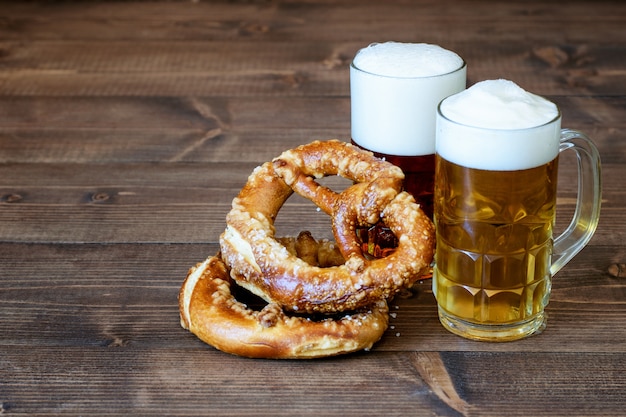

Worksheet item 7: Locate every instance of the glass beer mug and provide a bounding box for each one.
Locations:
[350,41,466,219]
[433,79,602,341]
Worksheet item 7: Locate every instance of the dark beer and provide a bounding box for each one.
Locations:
[360,146,435,219]
[350,42,466,259]
[351,141,435,260]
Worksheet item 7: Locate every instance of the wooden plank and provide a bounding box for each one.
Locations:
[1,1,624,44]
[0,96,623,134]
[0,128,347,164]
[1,347,449,417]
[1,243,624,354]
[0,347,625,415]
[0,157,622,244]
[0,40,624,97]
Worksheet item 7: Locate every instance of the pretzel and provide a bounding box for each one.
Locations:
[179,254,389,359]
[271,139,405,224]
[220,140,435,314]
[277,231,345,268]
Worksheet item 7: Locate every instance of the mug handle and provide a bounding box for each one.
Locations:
[550,129,602,276]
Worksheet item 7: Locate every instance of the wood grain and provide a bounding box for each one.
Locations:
[0,1,625,416]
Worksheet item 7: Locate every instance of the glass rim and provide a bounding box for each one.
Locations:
[436,95,562,133]
[350,58,467,80]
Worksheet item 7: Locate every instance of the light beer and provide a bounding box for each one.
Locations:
[434,156,558,328]
[434,79,570,341]
[434,79,603,341]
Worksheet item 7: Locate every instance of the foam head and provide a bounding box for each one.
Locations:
[351,42,466,156]
[353,42,465,78]
[436,80,561,170]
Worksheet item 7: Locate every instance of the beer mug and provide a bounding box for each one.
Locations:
[433,79,602,341]
[350,41,466,219]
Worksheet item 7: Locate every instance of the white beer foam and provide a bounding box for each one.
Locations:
[436,80,561,170]
[351,42,466,156]
[353,42,464,77]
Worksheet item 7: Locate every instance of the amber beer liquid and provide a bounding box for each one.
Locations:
[350,42,466,256]
[434,156,558,332]
[434,79,602,341]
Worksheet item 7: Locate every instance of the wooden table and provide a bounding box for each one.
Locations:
[1,1,625,415]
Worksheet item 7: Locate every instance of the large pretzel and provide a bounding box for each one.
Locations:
[179,253,389,359]
[220,140,435,314]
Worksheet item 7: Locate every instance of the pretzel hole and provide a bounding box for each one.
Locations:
[273,175,352,241]
[273,175,400,260]
[229,276,369,322]
[357,221,399,259]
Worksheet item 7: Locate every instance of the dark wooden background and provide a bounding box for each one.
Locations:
[1,1,625,416]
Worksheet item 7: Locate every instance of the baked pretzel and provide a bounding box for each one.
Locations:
[220,140,435,314]
[179,254,389,359]
[277,231,345,268]
[271,139,405,223]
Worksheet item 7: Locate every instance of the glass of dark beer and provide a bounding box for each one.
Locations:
[350,42,466,256]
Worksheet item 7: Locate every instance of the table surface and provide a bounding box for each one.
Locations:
[1,1,625,416]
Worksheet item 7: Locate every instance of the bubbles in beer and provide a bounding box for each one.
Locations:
[433,80,563,340]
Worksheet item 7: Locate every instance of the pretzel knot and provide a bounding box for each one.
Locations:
[179,252,389,359]
[220,140,435,314]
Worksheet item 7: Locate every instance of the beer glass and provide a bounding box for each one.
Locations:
[350,42,465,257]
[350,42,466,219]
[433,80,602,341]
